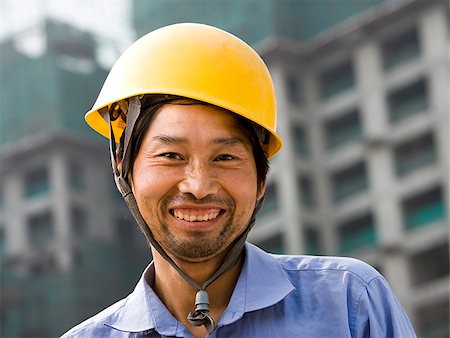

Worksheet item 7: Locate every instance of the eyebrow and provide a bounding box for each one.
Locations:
[152,135,245,146]
[152,135,188,144]
[212,137,245,146]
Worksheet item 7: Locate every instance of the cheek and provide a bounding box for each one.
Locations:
[132,167,178,205]
[222,170,259,205]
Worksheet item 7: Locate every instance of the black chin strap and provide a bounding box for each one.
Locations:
[103,97,264,334]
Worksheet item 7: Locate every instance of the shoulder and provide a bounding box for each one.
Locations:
[61,298,127,337]
[270,253,381,285]
[251,249,416,336]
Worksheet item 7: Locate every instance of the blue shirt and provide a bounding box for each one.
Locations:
[62,242,416,337]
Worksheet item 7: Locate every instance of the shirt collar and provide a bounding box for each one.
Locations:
[224,242,294,316]
[104,242,294,334]
[104,262,180,335]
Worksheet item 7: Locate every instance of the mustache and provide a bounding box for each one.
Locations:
[162,193,235,209]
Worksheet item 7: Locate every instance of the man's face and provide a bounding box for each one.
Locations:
[131,103,265,262]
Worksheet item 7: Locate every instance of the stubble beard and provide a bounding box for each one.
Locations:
[161,218,234,260]
[158,194,240,260]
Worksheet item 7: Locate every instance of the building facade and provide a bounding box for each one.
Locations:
[0,20,149,337]
[250,1,449,336]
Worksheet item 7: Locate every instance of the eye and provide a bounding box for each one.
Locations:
[159,152,182,160]
[215,154,235,161]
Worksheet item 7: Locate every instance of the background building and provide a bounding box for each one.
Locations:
[0,0,448,337]
[250,1,449,336]
[0,0,133,62]
[0,20,149,337]
[133,0,385,44]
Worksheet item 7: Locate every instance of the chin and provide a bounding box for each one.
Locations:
[168,239,232,263]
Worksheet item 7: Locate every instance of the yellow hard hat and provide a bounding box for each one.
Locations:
[85,23,282,158]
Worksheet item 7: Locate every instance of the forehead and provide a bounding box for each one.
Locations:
[147,103,250,139]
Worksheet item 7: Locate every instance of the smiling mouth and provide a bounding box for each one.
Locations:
[171,209,224,222]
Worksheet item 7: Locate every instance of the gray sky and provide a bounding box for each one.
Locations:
[0,0,134,65]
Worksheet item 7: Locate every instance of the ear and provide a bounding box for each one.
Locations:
[116,154,123,174]
[256,180,266,201]
[127,172,135,193]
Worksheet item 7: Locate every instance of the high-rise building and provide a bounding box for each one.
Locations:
[0,0,133,57]
[249,1,449,336]
[0,20,149,337]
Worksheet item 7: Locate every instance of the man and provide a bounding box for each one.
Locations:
[63,23,416,337]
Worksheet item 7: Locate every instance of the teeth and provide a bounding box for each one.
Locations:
[173,210,220,222]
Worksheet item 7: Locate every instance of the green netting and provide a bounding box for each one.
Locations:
[0,21,108,147]
[1,238,150,337]
[0,50,58,145]
[133,0,386,45]
[60,67,108,134]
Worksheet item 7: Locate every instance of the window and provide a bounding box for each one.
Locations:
[259,183,279,216]
[388,78,428,122]
[0,226,5,256]
[292,125,308,157]
[382,27,420,70]
[324,109,362,150]
[71,206,88,238]
[68,161,85,191]
[331,162,368,202]
[112,182,124,201]
[394,132,436,176]
[299,176,315,207]
[338,213,377,253]
[410,243,449,286]
[115,215,136,245]
[257,233,285,254]
[27,211,54,250]
[402,187,446,230]
[25,167,50,198]
[415,300,449,338]
[286,74,301,104]
[320,61,355,99]
[305,226,321,255]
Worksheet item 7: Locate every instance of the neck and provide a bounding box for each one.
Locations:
[149,247,245,338]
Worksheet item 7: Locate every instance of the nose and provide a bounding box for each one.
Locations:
[178,161,220,199]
